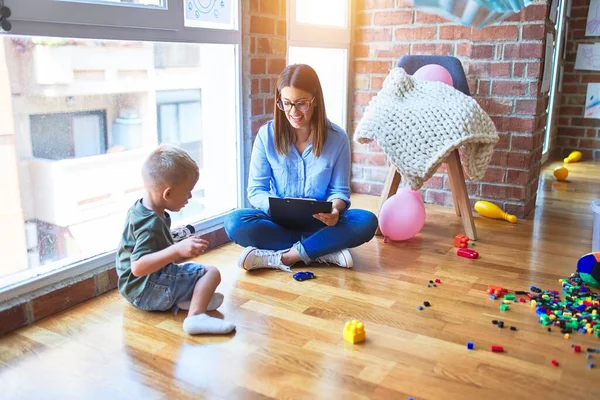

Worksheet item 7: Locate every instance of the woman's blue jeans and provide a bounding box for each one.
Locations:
[223,208,379,264]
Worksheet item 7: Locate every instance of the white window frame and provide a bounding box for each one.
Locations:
[287,0,353,133]
[0,0,245,303]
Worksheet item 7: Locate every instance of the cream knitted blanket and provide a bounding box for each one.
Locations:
[354,67,499,190]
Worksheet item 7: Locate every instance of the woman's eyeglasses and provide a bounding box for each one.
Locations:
[277,98,314,113]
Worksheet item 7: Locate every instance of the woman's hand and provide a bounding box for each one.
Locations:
[313,207,340,227]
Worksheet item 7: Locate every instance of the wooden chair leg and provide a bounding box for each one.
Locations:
[375,165,402,236]
[446,150,478,240]
[445,162,461,217]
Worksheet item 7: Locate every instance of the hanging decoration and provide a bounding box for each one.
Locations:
[411,0,533,29]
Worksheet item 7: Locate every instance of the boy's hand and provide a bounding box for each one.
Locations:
[174,236,209,259]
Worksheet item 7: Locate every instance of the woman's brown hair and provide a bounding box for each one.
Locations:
[273,64,328,157]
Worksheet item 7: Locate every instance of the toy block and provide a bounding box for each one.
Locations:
[487,285,508,297]
[500,304,509,312]
[344,320,366,344]
[454,234,470,248]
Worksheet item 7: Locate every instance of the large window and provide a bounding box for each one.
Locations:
[287,0,351,131]
[0,1,241,292]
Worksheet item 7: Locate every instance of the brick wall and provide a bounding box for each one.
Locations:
[351,0,551,217]
[556,0,600,160]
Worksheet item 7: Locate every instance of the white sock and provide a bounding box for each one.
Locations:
[177,292,224,312]
[182,313,236,335]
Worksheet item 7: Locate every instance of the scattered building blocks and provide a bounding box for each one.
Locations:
[500,304,509,312]
[564,334,570,339]
[343,320,366,344]
[489,294,497,300]
[510,326,517,331]
[417,305,424,311]
[588,362,596,369]
[435,279,441,284]
[497,321,505,328]
[424,301,431,307]
[492,320,498,325]
[490,345,504,352]
[504,294,515,301]
[551,360,559,367]
[467,342,474,350]
[574,345,581,353]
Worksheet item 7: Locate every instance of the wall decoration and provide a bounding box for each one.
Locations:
[586,0,600,36]
[584,83,600,118]
[575,43,600,71]
[185,0,233,29]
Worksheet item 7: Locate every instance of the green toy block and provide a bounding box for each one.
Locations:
[500,304,509,312]
[504,294,515,301]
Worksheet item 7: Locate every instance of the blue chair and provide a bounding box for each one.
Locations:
[376,55,478,240]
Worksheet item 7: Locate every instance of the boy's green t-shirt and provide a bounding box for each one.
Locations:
[116,199,174,302]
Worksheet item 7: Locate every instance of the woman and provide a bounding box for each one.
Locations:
[224,64,378,271]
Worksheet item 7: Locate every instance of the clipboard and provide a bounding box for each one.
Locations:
[269,197,332,231]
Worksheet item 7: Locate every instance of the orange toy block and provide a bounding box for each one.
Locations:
[487,285,508,297]
[454,234,470,248]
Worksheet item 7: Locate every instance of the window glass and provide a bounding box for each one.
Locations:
[295,0,347,28]
[0,36,238,285]
[58,0,165,7]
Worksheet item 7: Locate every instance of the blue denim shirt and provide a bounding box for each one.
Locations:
[248,120,351,214]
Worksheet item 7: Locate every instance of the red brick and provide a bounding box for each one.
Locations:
[260,78,271,94]
[481,184,526,200]
[472,45,494,59]
[492,81,527,96]
[251,98,264,115]
[580,139,600,149]
[267,58,286,75]
[394,27,436,41]
[250,58,266,75]
[410,43,453,56]
[355,45,370,58]
[425,190,453,206]
[472,26,518,41]
[355,60,391,74]
[560,106,583,115]
[0,304,27,335]
[478,80,490,96]
[457,42,471,57]
[477,98,512,114]
[276,20,286,36]
[250,16,275,35]
[251,78,259,95]
[415,11,446,24]
[507,152,531,168]
[108,268,118,288]
[523,4,548,21]
[374,11,413,25]
[581,74,600,83]
[522,24,546,40]
[511,135,535,151]
[563,73,581,83]
[358,0,395,8]
[374,44,410,59]
[496,133,509,149]
[371,76,385,90]
[423,175,444,189]
[489,63,511,77]
[357,28,392,42]
[503,44,520,59]
[354,92,376,106]
[482,167,506,183]
[257,38,286,55]
[260,0,279,16]
[520,43,544,59]
[351,181,383,196]
[32,278,96,321]
[439,26,471,40]
[515,100,538,114]
[352,152,386,166]
[364,166,390,182]
[513,62,526,77]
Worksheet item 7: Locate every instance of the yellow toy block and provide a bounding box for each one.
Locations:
[343,320,366,344]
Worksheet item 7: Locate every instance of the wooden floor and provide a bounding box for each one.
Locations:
[1,160,599,400]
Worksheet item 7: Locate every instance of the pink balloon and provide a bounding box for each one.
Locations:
[379,188,426,241]
[413,64,454,86]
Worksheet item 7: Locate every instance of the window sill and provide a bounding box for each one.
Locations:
[0,222,231,336]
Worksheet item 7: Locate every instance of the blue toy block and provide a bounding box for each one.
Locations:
[467,341,474,350]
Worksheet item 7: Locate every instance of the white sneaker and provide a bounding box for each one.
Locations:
[315,249,354,268]
[237,247,292,272]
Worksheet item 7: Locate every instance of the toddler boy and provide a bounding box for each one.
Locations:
[116,144,235,335]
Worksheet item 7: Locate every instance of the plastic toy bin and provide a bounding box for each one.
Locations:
[593,200,600,252]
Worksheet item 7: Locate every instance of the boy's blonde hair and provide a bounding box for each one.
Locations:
[142,143,199,188]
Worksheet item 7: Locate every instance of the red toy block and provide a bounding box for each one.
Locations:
[454,234,470,248]
[519,298,526,303]
[574,345,581,353]
[487,285,508,297]
[457,248,479,259]
[551,360,559,367]
[490,345,504,352]
[434,279,441,284]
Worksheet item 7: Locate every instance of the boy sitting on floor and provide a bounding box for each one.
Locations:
[116,144,235,335]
